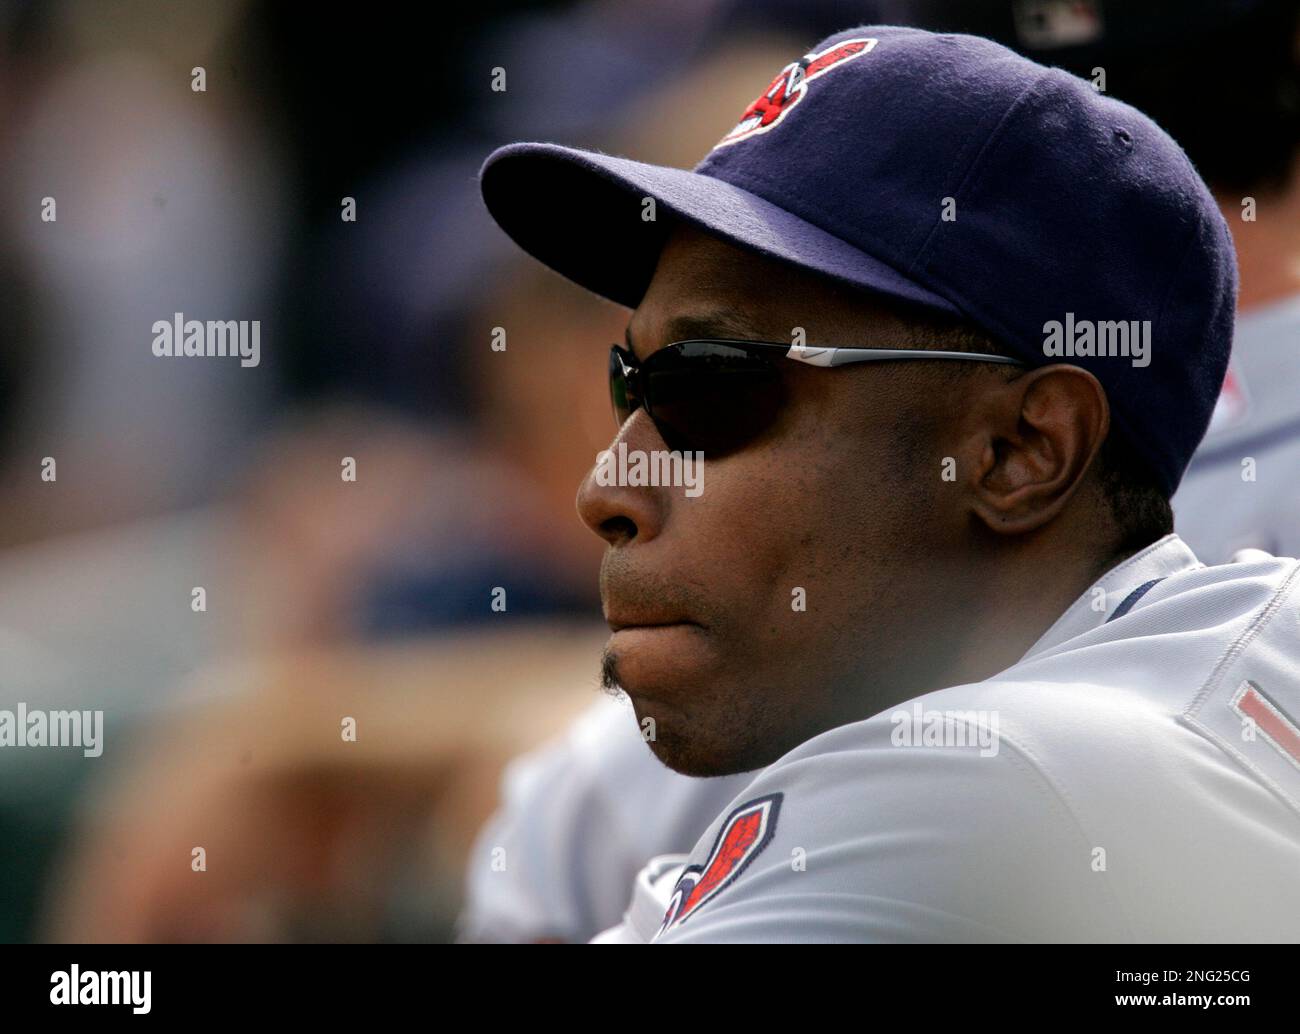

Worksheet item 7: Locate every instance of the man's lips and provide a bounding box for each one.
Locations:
[606,616,701,633]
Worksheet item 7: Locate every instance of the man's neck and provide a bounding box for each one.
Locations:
[904,534,1115,700]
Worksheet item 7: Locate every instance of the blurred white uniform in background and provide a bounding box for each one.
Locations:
[1173,295,1300,562]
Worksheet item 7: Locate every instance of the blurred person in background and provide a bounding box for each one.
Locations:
[0,0,288,942]
[25,0,832,943]
[0,0,619,941]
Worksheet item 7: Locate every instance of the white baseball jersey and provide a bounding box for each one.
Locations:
[594,534,1300,942]
[1173,293,1300,562]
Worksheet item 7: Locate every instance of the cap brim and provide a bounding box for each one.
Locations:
[479,142,960,315]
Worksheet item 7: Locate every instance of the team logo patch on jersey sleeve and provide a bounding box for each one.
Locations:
[657,793,783,936]
[713,38,877,149]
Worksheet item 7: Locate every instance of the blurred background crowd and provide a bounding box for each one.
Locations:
[0,0,1296,942]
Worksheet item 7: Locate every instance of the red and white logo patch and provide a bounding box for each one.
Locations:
[713,38,878,149]
[657,793,783,935]
[1232,680,1300,771]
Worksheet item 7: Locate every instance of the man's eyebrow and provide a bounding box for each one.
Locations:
[624,311,758,356]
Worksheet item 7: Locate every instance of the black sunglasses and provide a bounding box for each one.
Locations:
[609,338,1025,458]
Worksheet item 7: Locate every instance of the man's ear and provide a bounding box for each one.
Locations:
[964,365,1110,536]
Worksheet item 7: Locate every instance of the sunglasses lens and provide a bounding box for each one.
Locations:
[646,358,783,457]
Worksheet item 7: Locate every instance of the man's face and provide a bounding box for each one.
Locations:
[576,223,977,776]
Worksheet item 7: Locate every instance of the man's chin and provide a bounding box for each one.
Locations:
[625,696,763,777]
[642,731,748,778]
[602,643,781,776]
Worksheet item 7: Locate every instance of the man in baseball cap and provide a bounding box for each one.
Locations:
[477,26,1300,941]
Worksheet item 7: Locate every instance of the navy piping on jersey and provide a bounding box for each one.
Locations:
[1107,578,1165,623]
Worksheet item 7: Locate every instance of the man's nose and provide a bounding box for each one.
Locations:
[576,409,669,547]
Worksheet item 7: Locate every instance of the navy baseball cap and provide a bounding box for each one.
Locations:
[479,25,1237,496]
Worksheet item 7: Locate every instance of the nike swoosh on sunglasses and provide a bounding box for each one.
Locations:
[608,338,1026,458]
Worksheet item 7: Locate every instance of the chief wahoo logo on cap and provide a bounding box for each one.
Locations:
[715,37,879,149]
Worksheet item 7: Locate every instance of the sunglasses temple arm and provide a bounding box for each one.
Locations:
[816,348,1027,367]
